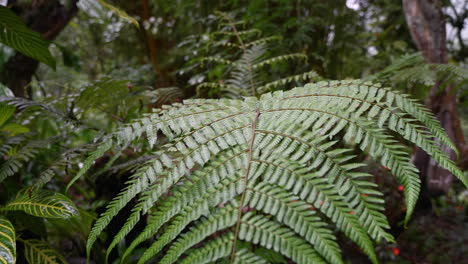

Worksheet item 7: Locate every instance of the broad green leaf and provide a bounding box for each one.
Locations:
[0,216,16,264]
[0,83,14,97]
[0,6,55,68]
[3,190,79,218]
[0,104,15,128]
[1,123,29,136]
[97,0,139,28]
[22,239,66,264]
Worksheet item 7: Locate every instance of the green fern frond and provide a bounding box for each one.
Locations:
[214,29,262,37]
[178,233,234,264]
[0,139,46,183]
[244,36,282,47]
[82,80,464,264]
[253,53,308,69]
[190,12,318,99]
[200,57,238,67]
[257,71,322,93]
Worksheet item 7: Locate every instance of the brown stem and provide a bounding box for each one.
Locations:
[141,0,160,76]
[230,109,260,262]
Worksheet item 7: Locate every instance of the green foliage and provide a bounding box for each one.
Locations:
[96,0,140,28]
[79,0,139,29]
[187,12,321,98]
[2,190,79,219]
[0,216,15,264]
[0,6,55,68]
[21,239,66,264]
[80,80,465,263]
[0,77,154,263]
[367,53,468,99]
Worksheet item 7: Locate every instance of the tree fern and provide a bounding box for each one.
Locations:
[186,12,321,99]
[79,80,466,263]
[368,52,468,91]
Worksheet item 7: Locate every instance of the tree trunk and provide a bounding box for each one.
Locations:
[0,0,79,98]
[403,0,466,196]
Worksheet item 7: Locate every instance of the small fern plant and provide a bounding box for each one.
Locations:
[185,12,321,99]
[79,79,466,263]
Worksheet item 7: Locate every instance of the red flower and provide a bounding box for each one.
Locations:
[361,193,368,197]
[398,185,404,192]
[349,211,355,215]
[392,247,400,256]
[456,205,463,212]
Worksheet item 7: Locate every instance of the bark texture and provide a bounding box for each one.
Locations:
[0,0,79,98]
[403,0,466,195]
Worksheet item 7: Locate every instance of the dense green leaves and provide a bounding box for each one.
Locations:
[0,216,15,264]
[22,239,66,264]
[0,6,55,68]
[82,80,465,264]
[3,190,79,218]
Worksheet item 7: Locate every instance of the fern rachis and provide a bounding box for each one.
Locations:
[82,80,466,264]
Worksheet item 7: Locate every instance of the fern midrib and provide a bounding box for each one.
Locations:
[230,109,260,262]
[244,186,341,260]
[171,111,245,145]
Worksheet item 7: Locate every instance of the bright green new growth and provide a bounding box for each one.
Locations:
[84,80,465,263]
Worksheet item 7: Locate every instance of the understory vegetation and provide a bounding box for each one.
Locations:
[0,1,467,263]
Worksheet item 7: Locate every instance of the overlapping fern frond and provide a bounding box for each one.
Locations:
[368,53,468,87]
[189,12,322,99]
[80,80,465,263]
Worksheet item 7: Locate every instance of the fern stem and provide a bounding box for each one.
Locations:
[221,12,257,97]
[230,109,260,262]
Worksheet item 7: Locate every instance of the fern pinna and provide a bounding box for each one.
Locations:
[83,80,466,263]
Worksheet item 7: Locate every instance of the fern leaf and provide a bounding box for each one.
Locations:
[84,80,464,264]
